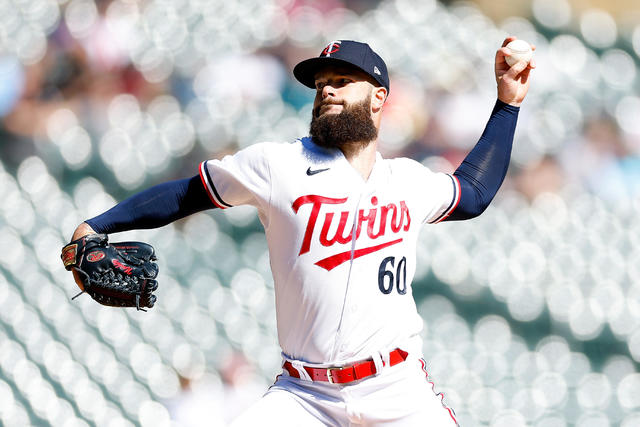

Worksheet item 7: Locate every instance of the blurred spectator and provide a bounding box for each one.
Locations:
[165,373,227,427]
[515,155,565,201]
[559,115,633,202]
[0,3,163,173]
[0,55,24,117]
[217,352,267,423]
[166,352,266,426]
[0,41,86,171]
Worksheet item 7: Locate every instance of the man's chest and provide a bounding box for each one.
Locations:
[271,169,417,272]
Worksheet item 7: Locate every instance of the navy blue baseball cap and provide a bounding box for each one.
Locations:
[293,40,390,93]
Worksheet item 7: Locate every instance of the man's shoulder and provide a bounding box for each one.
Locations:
[384,156,430,173]
[248,138,307,154]
[381,156,453,185]
[231,139,304,161]
[256,137,341,164]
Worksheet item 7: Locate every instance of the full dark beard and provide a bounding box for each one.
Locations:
[309,95,378,153]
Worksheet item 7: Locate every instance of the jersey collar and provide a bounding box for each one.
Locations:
[301,137,387,184]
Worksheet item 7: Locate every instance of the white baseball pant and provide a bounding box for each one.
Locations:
[229,352,458,426]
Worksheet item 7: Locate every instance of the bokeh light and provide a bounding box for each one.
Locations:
[532,0,571,29]
[580,9,617,49]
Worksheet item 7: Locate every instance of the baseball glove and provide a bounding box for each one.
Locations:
[61,234,159,311]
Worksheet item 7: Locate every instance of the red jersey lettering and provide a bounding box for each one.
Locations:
[292,194,411,269]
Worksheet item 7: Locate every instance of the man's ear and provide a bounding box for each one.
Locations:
[371,86,387,112]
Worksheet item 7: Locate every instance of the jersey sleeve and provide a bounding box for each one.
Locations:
[199,142,272,209]
[399,159,461,224]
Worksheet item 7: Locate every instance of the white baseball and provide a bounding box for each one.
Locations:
[505,39,532,67]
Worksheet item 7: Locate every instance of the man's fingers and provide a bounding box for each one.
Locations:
[495,46,511,66]
[498,47,511,58]
[501,36,516,48]
[72,268,85,291]
[497,38,536,69]
[507,59,530,78]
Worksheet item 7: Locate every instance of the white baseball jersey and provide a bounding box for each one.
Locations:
[200,137,460,365]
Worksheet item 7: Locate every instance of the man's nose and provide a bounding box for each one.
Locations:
[322,84,336,99]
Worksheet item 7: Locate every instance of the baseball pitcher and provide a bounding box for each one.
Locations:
[64,37,534,426]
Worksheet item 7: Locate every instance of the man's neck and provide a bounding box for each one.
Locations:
[340,141,378,181]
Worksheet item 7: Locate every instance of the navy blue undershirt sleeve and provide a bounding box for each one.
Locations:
[86,175,215,234]
[445,99,519,221]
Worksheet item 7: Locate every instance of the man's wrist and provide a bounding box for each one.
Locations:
[71,222,97,241]
[495,98,521,112]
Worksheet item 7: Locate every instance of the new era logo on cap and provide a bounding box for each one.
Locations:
[293,40,390,93]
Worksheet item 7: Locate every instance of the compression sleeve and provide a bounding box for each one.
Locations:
[86,175,215,234]
[446,99,519,221]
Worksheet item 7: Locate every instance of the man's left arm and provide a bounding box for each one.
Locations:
[445,36,535,221]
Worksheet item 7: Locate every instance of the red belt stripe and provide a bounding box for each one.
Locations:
[283,348,408,384]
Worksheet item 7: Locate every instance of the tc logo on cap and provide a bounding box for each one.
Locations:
[321,41,341,57]
[293,39,390,93]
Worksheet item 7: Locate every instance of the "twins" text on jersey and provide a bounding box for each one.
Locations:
[292,195,411,270]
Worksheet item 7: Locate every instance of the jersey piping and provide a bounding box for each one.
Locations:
[199,160,233,209]
[428,174,460,224]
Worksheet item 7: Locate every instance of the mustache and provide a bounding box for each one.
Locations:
[313,100,344,118]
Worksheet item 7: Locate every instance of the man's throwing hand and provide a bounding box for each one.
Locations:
[495,36,536,107]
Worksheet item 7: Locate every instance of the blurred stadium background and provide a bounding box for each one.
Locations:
[1,0,640,425]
